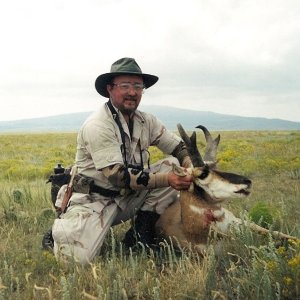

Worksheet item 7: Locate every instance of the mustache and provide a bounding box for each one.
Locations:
[124,96,138,101]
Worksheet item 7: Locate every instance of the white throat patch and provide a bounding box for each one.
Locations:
[189,204,207,216]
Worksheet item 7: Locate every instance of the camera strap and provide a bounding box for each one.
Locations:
[106,100,144,170]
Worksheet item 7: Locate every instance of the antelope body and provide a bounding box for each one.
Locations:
[156,124,297,254]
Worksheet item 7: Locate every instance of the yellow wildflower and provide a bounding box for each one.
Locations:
[266,261,277,272]
[276,246,286,255]
[25,259,33,266]
[283,276,293,286]
[288,239,300,248]
[288,254,300,268]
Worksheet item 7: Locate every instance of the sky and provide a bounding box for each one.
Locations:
[0,0,299,122]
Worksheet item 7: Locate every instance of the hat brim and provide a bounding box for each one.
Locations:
[95,72,159,98]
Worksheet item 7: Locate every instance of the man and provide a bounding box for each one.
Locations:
[51,57,193,265]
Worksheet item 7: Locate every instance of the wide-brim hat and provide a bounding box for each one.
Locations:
[95,57,159,97]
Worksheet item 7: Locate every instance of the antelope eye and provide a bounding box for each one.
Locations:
[198,165,209,180]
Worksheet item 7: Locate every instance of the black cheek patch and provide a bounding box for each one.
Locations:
[136,171,150,186]
[199,165,209,180]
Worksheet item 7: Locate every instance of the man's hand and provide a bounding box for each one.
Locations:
[167,170,193,190]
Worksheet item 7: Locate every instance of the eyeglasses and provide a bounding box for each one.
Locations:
[112,82,145,92]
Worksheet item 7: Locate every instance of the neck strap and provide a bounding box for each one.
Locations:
[106,101,146,170]
[106,100,129,167]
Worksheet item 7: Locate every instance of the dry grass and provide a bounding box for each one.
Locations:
[0,130,299,299]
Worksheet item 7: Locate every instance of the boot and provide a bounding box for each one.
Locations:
[42,229,54,250]
[122,210,160,249]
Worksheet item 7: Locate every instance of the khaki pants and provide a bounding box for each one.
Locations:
[52,157,179,265]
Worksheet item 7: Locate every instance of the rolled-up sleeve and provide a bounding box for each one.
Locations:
[156,129,182,154]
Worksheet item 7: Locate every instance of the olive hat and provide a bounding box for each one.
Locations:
[95,57,159,97]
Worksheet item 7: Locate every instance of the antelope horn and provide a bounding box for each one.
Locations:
[177,123,204,167]
[196,125,220,164]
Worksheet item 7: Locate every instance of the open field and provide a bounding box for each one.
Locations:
[0,130,299,299]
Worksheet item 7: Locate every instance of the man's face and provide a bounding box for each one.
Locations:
[107,75,144,116]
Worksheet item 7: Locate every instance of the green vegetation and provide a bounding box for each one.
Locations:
[0,130,299,299]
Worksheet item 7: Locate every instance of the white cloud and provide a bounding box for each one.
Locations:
[0,0,299,122]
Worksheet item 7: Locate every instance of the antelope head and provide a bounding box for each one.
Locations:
[177,124,252,203]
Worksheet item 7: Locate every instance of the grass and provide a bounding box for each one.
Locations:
[0,130,299,299]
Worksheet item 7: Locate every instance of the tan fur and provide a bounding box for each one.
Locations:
[156,124,298,254]
[156,191,226,253]
[156,189,297,255]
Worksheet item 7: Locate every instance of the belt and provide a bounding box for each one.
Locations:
[89,183,121,197]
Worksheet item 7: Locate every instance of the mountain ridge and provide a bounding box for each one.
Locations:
[0,105,299,132]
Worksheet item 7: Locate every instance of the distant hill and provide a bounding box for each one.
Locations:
[144,106,300,131]
[0,105,299,132]
[0,112,91,133]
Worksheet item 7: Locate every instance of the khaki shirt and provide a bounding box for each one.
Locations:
[76,102,181,190]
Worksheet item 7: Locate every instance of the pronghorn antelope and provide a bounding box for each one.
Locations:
[155,124,297,254]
